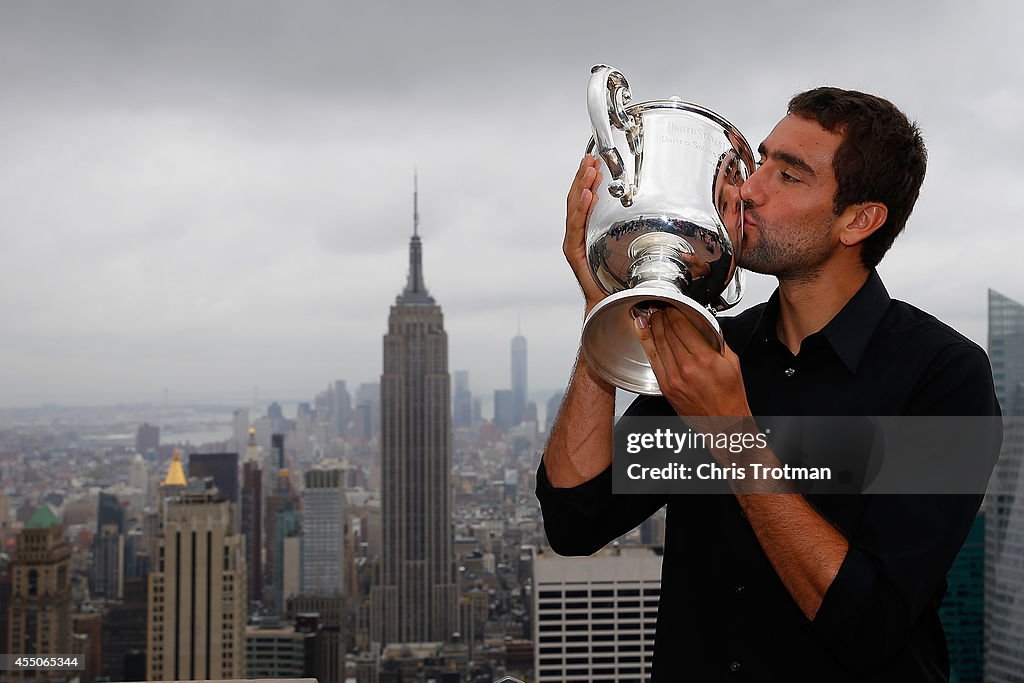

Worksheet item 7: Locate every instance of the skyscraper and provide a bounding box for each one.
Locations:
[371,175,457,643]
[241,429,264,605]
[272,491,302,617]
[125,528,148,579]
[7,506,72,683]
[270,433,286,473]
[189,452,239,505]
[267,402,290,436]
[493,389,517,433]
[533,545,662,682]
[985,289,1024,681]
[92,493,127,600]
[231,408,250,453]
[146,481,247,681]
[453,370,473,429]
[101,577,147,682]
[264,432,287,510]
[97,491,126,534]
[136,422,160,453]
[286,596,347,683]
[355,382,381,440]
[91,524,124,599]
[265,466,300,616]
[331,380,351,439]
[302,468,347,596]
[941,511,984,682]
[511,329,528,427]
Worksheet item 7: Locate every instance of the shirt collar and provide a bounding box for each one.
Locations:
[737,269,892,373]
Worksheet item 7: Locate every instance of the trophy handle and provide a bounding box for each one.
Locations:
[588,64,642,207]
[717,267,744,310]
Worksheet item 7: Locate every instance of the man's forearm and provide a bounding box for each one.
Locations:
[543,351,616,488]
[737,492,849,620]
[705,432,849,620]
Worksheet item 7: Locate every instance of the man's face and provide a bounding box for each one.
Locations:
[738,114,845,280]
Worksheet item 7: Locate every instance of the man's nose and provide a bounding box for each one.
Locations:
[740,165,765,206]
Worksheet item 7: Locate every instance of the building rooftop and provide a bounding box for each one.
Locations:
[162,449,188,487]
[26,504,60,529]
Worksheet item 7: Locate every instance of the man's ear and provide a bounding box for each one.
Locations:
[838,203,887,247]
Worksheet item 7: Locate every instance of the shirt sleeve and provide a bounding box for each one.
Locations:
[536,395,671,556]
[810,343,1001,673]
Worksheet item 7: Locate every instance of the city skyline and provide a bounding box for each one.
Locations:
[1,2,1022,407]
[1,279,1021,680]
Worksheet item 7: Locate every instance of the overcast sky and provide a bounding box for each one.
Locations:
[1,1,1021,408]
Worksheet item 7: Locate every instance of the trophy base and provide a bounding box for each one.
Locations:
[581,287,723,396]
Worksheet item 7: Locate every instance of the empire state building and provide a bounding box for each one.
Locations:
[371,177,457,643]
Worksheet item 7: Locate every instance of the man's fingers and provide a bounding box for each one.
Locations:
[651,310,687,375]
[585,172,602,220]
[578,183,594,214]
[567,155,600,213]
[566,156,603,231]
[566,187,592,244]
[636,310,686,395]
[564,155,610,309]
[633,314,669,385]
[568,170,596,226]
[663,306,718,357]
[567,168,602,242]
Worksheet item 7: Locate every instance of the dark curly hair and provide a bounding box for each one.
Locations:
[788,88,928,269]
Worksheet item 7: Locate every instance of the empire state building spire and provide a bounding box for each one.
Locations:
[397,170,434,305]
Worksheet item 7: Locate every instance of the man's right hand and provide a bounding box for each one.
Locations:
[544,155,617,490]
[564,154,608,315]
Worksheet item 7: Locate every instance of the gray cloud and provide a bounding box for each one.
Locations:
[0,0,1021,406]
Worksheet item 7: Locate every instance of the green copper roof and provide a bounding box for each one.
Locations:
[26,504,60,529]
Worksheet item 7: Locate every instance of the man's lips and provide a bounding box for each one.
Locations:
[742,214,758,240]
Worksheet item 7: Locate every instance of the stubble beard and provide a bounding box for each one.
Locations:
[738,209,835,287]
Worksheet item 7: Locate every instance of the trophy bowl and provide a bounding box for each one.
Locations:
[582,64,756,395]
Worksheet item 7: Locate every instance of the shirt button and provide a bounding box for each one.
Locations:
[730,661,742,672]
[783,367,796,377]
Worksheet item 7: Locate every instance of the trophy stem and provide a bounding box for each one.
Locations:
[626,232,697,292]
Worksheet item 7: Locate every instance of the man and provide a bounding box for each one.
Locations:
[537,88,1000,680]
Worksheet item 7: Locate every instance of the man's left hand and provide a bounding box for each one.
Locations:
[634,307,751,419]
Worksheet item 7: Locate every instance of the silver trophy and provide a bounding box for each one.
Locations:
[582,64,755,395]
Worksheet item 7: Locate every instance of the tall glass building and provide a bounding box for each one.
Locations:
[984,289,1024,681]
[942,512,984,682]
[511,332,528,427]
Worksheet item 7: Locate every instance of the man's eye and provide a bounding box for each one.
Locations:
[781,171,800,183]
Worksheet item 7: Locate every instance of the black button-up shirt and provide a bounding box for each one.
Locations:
[537,271,1001,681]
